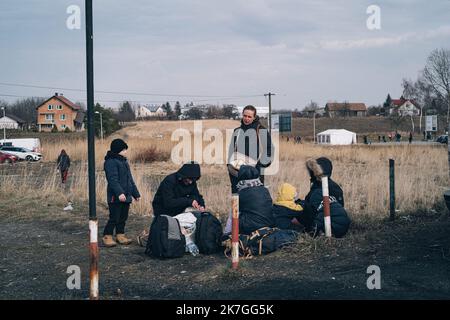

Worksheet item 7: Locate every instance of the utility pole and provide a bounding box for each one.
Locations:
[313,110,316,144]
[313,106,326,143]
[95,111,103,142]
[85,0,98,300]
[1,107,5,141]
[264,92,276,133]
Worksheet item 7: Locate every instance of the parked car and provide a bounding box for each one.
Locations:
[436,135,448,144]
[0,152,18,164]
[0,138,41,152]
[0,146,42,161]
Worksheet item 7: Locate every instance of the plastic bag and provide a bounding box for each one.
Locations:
[174,211,199,256]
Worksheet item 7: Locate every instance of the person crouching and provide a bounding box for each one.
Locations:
[233,165,274,235]
[272,183,314,232]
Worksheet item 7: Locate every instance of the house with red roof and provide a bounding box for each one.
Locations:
[389,96,420,116]
[36,93,85,132]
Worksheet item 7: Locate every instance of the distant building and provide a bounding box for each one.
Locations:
[135,105,167,118]
[390,96,420,116]
[0,114,26,130]
[36,93,85,132]
[325,102,367,118]
[317,129,357,145]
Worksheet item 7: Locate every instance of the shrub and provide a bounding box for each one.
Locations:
[64,127,71,133]
[132,146,170,163]
[51,126,58,133]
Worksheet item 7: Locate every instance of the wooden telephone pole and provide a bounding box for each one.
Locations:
[264,92,275,132]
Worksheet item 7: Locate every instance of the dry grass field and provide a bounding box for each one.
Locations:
[1,119,450,300]
[1,119,448,222]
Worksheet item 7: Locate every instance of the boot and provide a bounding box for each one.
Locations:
[116,234,132,245]
[102,235,117,247]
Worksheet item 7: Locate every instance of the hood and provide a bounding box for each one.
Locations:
[237,165,260,181]
[306,157,333,181]
[274,183,303,211]
[105,150,126,161]
[275,183,297,202]
[177,162,201,179]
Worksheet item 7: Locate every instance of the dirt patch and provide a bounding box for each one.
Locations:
[1,199,449,300]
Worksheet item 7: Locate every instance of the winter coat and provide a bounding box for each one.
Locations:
[272,183,314,231]
[57,154,71,171]
[152,163,205,217]
[237,166,275,235]
[104,151,140,204]
[305,158,350,238]
[228,116,274,169]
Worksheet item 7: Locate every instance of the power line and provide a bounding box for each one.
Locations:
[0,93,263,105]
[0,82,263,99]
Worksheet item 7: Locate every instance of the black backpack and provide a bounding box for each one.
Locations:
[193,212,223,254]
[145,215,186,259]
[224,227,299,258]
[248,228,299,255]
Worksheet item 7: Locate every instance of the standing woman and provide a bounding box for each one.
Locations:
[102,138,141,247]
[56,149,71,184]
[227,105,274,194]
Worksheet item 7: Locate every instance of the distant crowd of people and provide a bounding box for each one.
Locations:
[364,131,415,144]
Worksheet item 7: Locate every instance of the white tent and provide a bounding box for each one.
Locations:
[316,129,357,145]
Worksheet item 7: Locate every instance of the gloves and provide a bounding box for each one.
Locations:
[186,242,199,256]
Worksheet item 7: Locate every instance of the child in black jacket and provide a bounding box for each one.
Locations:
[103,139,140,247]
[272,183,314,232]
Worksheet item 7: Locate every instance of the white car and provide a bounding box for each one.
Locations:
[0,146,42,161]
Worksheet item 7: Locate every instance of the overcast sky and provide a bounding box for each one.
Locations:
[1,0,450,110]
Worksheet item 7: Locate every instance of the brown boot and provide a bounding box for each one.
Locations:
[102,235,117,247]
[116,234,132,245]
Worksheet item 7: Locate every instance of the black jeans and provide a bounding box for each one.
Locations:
[229,167,264,194]
[103,202,130,235]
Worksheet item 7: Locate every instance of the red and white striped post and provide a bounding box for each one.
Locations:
[85,0,99,300]
[321,176,332,237]
[89,219,99,300]
[231,194,239,269]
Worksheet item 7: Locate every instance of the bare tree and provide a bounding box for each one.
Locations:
[422,48,450,124]
[303,101,320,118]
[8,97,45,125]
[304,101,320,112]
[388,112,406,131]
[402,78,422,133]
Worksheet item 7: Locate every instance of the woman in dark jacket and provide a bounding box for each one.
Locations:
[103,139,140,247]
[236,165,274,235]
[228,105,274,194]
[305,157,350,238]
[56,149,71,184]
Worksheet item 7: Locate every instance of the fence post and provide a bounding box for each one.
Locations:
[389,159,395,221]
[231,194,239,269]
[89,219,99,300]
[321,176,332,237]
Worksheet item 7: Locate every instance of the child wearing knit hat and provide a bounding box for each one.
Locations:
[102,139,141,247]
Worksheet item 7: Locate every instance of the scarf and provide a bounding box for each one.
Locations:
[236,178,263,192]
